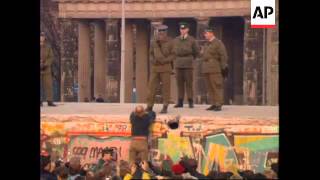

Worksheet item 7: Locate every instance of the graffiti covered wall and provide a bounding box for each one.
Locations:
[41,114,278,174]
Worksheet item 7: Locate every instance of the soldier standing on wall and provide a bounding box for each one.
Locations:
[146,25,175,114]
[172,22,200,108]
[200,27,228,111]
[40,32,57,107]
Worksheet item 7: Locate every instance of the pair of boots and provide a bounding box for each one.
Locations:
[40,101,57,107]
[146,105,168,114]
[206,105,222,111]
[174,99,194,108]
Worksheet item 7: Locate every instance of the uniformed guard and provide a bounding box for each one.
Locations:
[172,22,200,108]
[146,24,175,114]
[40,32,56,107]
[200,27,228,111]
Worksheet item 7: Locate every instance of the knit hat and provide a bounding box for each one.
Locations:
[171,164,185,175]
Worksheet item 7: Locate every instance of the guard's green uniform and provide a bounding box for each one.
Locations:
[41,44,54,102]
[200,37,228,106]
[173,35,200,101]
[147,36,175,108]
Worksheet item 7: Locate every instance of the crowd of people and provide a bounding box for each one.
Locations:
[41,150,278,180]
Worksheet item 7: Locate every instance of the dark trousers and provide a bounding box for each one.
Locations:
[175,68,193,100]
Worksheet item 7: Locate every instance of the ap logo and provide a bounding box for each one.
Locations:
[251,0,276,28]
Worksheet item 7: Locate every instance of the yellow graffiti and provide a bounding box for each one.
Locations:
[204,144,228,175]
[163,132,193,160]
[41,122,65,135]
[234,136,270,146]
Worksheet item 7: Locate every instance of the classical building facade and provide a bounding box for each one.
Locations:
[57,0,278,105]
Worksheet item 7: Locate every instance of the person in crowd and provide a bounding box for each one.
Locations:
[68,156,84,180]
[93,147,117,177]
[55,165,69,180]
[41,154,58,180]
[123,161,151,180]
[40,32,57,107]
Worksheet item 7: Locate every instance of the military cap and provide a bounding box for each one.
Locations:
[204,26,214,33]
[157,24,168,32]
[179,22,189,29]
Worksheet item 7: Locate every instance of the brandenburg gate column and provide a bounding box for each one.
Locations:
[78,20,91,102]
[124,20,134,103]
[93,20,107,100]
[242,16,264,105]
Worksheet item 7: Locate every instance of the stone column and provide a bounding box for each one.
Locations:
[135,20,149,103]
[105,19,120,102]
[242,16,264,105]
[124,21,134,103]
[266,16,279,105]
[93,20,107,100]
[78,20,91,102]
[195,17,209,104]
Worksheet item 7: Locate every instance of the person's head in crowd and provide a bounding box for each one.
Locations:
[111,176,121,180]
[74,176,85,180]
[41,155,56,173]
[215,172,230,179]
[102,147,114,161]
[230,173,243,179]
[69,156,82,176]
[140,160,150,172]
[147,160,162,175]
[41,155,51,171]
[161,159,174,177]
[271,162,278,175]
[54,158,64,170]
[253,172,268,179]
[206,170,219,178]
[56,165,69,180]
[171,174,184,179]
[238,170,254,179]
[224,171,234,179]
[171,164,185,175]
[264,169,277,179]
[178,156,188,170]
[85,171,96,180]
[186,158,198,172]
[97,163,113,179]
